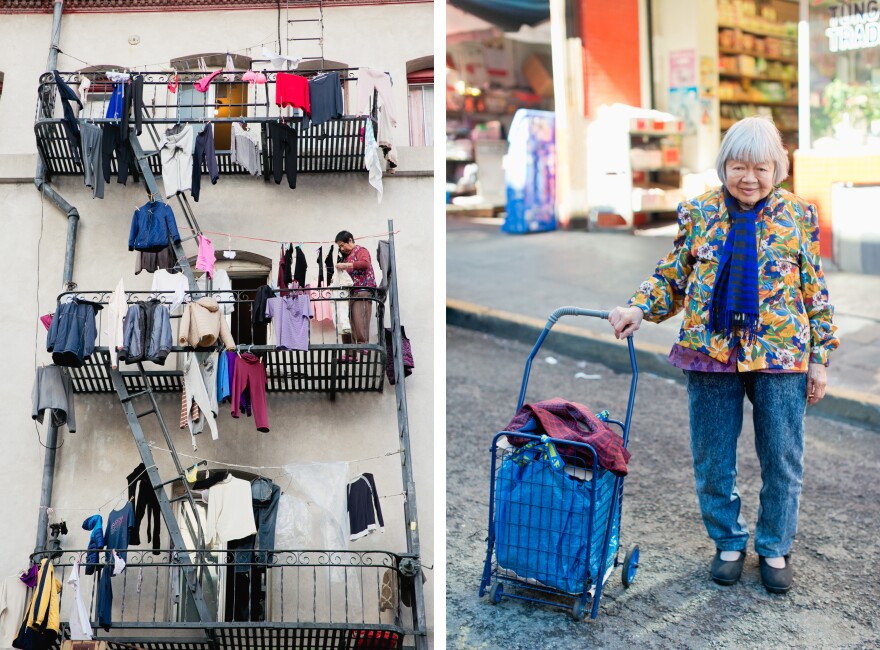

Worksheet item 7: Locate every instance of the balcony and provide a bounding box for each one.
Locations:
[30,548,419,649]
[56,288,388,398]
[35,69,372,181]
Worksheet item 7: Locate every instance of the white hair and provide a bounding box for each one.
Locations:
[716,115,789,186]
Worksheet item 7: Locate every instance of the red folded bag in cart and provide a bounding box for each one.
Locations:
[504,398,631,476]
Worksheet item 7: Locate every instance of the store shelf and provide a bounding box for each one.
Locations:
[631,165,681,172]
[718,47,797,64]
[718,23,797,40]
[719,98,798,107]
[719,71,794,83]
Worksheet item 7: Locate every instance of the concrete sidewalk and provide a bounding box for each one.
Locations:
[446,217,880,430]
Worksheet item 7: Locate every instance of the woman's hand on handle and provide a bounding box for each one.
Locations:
[608,306,644,340]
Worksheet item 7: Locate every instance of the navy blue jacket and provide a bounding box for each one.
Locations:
[46,299,103,367]
[129,200,182,252]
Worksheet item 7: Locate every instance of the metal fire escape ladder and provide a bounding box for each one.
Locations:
[98,126,211,623]
[386,220,428,650]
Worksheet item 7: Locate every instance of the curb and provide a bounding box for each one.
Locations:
[447,299,880,433]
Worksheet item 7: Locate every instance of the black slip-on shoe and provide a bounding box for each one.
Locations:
[710,549,746,585]
[759,555,793,594]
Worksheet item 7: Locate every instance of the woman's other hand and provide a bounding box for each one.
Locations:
[608,306,644,339]
[806,363,827,405]
[335,263,348,271]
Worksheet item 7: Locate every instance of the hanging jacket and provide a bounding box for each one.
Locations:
[118,300,172,366]
[179,297,236,349]
[52,70,83,157]
[46,299,103,368]
[22,560,61,638]
[127,463,161,555]
[82,515,104,575]
[128,200,182,253]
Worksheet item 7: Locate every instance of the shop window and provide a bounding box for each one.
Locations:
[406,57,434,146]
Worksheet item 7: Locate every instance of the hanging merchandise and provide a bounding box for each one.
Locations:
[52,71,83,156]
[182,351,219,451]
[363,119,383,203]
[46,298,103,368]
[31,366,77,432]
[66,557,93,641]
[195,235,216,279]
[129,199,182,252]
[79,120,104,199]
[158,124,194,198]
[101,123,140,186]
[268,123,298,189]
[12,559,60,650]
[384,326,414,385]
[205,474,258,548]
[191,123,219,202]
[305,71,343,130]
[265,292,312,351]
[178,297,236,349]
[106,279,126,369]
[231,353,269,432]
[356,68,397,126]
[82,515,103,576]
[231,122,261,176]
[117,301,173,366]
[127,463,161,555]
[347,473,385,541]
[0,575,28,649]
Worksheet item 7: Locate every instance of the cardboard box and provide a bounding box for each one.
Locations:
[522,54,554,98]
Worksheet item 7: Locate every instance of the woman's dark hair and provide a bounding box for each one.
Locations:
[334,230,354,244]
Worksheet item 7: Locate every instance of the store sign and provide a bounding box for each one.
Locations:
[825,1,880,52]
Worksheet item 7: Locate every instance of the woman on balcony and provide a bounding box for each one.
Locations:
[334,230,376,356]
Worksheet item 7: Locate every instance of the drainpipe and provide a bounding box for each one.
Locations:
[34,0,75,555]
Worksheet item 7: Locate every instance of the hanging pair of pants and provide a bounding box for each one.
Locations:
[101,124,139,185]
[268,122,298,189]
[122,74,144,136]
[192,123,219,202]
[685,370,807,557]
[80,121,104,199]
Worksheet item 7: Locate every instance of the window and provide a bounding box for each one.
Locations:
[406,59,434,146]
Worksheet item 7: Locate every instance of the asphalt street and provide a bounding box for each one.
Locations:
[446,325,880,649]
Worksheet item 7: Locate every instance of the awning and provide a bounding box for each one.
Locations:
[448,0,550,32]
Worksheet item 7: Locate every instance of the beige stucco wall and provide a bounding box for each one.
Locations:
[0,2,434,644]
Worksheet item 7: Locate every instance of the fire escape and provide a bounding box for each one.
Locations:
[31,68,427,650]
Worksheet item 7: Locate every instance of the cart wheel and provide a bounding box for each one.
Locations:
[622,544,640,588]
[571,598,585,621]
[489,582,503,604]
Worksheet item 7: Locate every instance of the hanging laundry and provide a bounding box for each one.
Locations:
[111,552,126,577]
[384,326,414,385]
[311,288,334,323]
[377,105,398,174]
[197,268,235,321]
[167,73,179,94]
[231,353,269,432]
[46,299,103,367]
[81,514,103,575]
[105,71,131,83]
[252,284,275,346]
[77,75,91,105]
[106,278,126,369]
[78,120,104,199]
[293,245,308,287]
[195,235,216,279]
[275,72,310,113]
[268,122,298,189]
[281,244,294,287]
[217,348,230,403]
[376,239,391,295]
[101,123,139,186]
[39,314,53,331]
[364,119,383,203]
[129,199,182,252]
[357,68,397,126]
[265,292,312,351]
[347,473,384,541]
[316,246,324,287]
[231,122,261,176]
[179,382,201,431]
[182,351,219,450]
[118,301,173,366]
[251,478,281,563]
[151,268,188,315]
[105,81,124,120]
[122,74,145,136]
[104,499,135,560]
[179,297,236,349]
[242,69,267,85]
[261,47,303,70]
[305,71,343,130]
[325,245,335,285]
[66,557,93,640]
[205,474,258,548]
[31,366,76,432]
[194,68,223,93]
[126,463,161,555]
[331,270,353,337]
[159,124,194,197]
[136,246,178,275]
[15,559,61,649]
[52,70,83,156]
[0,575,28,648]
[191,123,219,202]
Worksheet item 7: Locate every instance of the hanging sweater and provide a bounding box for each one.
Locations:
[127,463,162,555]
[179,297,236,349]
[205,476,257,548]
[82,514,104,575]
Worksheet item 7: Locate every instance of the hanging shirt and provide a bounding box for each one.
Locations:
[275,72,310,113]
[0,575,28,648]
[104,501,135,560]
[347,473,385,541]
[205,476,258,548]
[196,235,216,279]
[231,122,261,176]
[152,268,189,316]
[67,558,93,640]
[158,124,194,198]
[265,293,312,351]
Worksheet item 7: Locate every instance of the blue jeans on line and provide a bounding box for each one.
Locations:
[685,370,807,557]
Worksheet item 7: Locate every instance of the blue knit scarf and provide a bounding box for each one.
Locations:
[708,189,768,342]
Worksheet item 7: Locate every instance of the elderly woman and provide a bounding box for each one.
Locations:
[334,230,377,355]
[608,116,839,594]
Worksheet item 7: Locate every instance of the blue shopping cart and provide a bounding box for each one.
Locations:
[478,307,640,621]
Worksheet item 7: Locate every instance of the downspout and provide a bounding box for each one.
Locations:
[34,0,76,555]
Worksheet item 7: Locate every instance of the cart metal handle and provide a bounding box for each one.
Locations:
[515,306,638,448]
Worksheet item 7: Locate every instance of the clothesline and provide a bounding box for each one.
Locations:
[40,464,156,514]
[178,226,400,246]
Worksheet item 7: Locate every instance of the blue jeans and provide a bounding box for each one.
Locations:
[685,371,807,557]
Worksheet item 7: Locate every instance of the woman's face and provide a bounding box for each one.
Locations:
[725,159,775,207]
[337,240,354,254]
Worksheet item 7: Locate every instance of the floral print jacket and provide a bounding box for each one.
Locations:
[629,187,839,372]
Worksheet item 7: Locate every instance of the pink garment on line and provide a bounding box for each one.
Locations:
[196,235,216,279]
[242,70,267,85]
[311,290,334,323]
[40,314,53,331]
[195,69,223,93]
